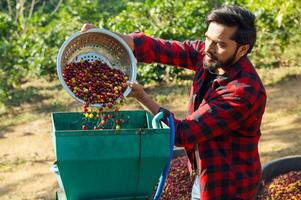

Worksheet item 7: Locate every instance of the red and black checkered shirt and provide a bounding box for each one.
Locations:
[129,32,266,200]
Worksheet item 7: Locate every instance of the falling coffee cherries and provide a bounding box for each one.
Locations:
[80,103,129,130]
[63,60,128,105]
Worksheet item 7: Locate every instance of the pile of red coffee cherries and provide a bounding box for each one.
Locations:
[257,170,301,200]
[63,60,128,105]
[62,60,130,130]
[153,156,194,200]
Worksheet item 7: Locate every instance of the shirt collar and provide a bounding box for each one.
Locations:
[215,56,247,85]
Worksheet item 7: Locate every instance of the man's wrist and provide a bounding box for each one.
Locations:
[135,91,160,115]
[136,91,148,103]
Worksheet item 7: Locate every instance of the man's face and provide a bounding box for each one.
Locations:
[204,22,240,71]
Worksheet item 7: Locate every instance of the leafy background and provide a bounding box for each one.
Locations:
[0,0,300,105]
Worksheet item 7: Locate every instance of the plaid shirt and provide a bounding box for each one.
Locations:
[130,32,266,200]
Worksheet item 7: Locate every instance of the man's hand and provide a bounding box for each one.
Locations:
[81,23,97,32]
[127,81,147,100]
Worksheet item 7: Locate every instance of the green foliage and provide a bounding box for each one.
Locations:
[0,13,21,101]
[0,5,81,103]
[0,0,300,104]
[227,0,301,68]
[250,0,301,68]
[108,0,222,83]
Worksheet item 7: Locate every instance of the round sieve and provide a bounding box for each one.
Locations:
[56,28,137,107]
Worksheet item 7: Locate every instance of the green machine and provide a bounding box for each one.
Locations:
[51,110,170,200]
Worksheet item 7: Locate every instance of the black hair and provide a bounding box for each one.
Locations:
[206,5,256,54]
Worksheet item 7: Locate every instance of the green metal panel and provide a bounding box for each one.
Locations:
[51,110,169,200]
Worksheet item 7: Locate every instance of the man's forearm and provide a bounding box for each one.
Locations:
[114,32,158,114]
[115,32,134,51]
[136,93,160,116]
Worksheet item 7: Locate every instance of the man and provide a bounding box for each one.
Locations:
[82,5,266,200]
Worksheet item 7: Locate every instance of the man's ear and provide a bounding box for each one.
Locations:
[237,44,250,58]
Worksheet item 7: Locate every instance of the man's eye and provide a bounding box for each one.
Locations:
[218,43,226,48]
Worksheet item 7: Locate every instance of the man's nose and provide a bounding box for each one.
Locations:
[205,40,216,54]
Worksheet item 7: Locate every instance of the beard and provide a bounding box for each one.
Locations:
[203,48,239,72]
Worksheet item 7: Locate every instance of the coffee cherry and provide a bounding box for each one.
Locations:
[82,104,87,112]
[100,120,106,126]
[82,125,87,130]
[107,102,113,109]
